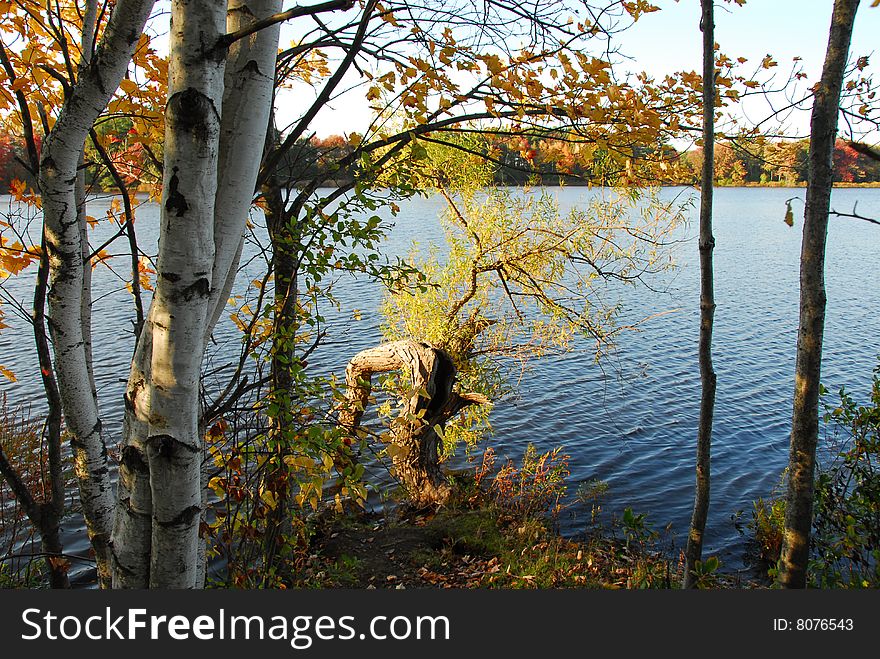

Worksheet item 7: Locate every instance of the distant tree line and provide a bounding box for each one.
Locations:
[274,133,880,188]
[241,133,880,188]
[679,138,880,185]
[4,128,878,193]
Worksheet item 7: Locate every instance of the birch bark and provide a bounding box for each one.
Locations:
[205,0,284,340]
[39,0,156,588]
[111,0,348,588]
[143,0,226,589]
[112,330,154,587]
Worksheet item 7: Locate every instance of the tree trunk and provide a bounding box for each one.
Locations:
[339,340,488,506]
[39,0,156,589]
[0,444,69,588]
[683,0,717,589]
[112,328,154,588]
[205,0,284,339]
[140,0,226,589]
[41,514,70,589]
[777,0,860,589]
[112,0,289,589]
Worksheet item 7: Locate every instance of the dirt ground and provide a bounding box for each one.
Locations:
[305,509,509,588]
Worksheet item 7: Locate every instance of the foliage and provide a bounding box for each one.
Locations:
[750,496,786,567]
[750,364,880,587]
[0,395,68,587]
[207,185,429,586]
[810,366,880,588]
[475,444,571,519]
[678,138,880,186]
[296,448,676,589]
[1,0,874,589]
[203,372,372,588]
[0,1,167,190]
[247,130,880,191]
[0,559,45,589]
[380,145,682,458]
[0,396,50,500]
[687,556,723,589]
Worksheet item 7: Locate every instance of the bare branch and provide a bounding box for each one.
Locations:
[219,0,354,49]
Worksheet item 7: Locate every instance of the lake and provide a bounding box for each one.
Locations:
[1,186,879,583]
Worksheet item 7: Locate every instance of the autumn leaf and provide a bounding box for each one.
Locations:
[47,556,71,572]
[9,178,27,200]
[119,78,139,95]
[784,199,795,227]
[0,364,17,382]
[0,236,37,276]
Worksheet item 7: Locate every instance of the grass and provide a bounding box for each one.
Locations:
[296,470,687,589]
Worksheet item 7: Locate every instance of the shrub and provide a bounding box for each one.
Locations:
[478,444,571,518]
[810,367,880,587]
[750,496,785,566]
[749,362,880,587]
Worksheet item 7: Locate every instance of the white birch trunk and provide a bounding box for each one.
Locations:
[205,0,284,340]
[144,0,226,589]
[112,0,286,589]
[39,0,155,588]
[112,329,155,587]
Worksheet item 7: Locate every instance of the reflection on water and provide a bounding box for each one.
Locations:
[1,186,879,582]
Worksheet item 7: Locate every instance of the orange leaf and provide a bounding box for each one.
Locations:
[0,365,17,383]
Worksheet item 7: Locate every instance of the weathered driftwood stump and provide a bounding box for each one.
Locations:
[339,340,488,506]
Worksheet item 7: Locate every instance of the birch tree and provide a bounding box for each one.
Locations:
[777,0,861,589]
[2,0,724,587]
[111,0,352,589]
[133,0,226,590]
[39,0,156,589]
[0,5,67,587]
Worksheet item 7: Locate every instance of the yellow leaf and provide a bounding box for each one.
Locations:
[261,488,278,509]
[483,54,505,76]
[386,444,406,459]
[9,179,27,200]
[0,365,16,382]
[119,79,139,95]
[208,476,225,495]
[783,200,795,227]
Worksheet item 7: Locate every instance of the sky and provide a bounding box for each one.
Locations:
[621,0,878,81]
[282,0,880,141]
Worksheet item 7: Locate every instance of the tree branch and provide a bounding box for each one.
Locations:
[219,0,355,49]
[830,204,880,226]
[846,140,880,162]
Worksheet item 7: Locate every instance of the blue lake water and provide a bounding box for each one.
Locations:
[1,186,879,582]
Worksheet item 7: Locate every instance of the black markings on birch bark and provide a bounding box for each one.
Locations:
[164,167,189,216]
